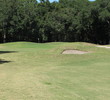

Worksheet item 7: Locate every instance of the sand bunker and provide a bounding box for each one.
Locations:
[62,50,89,54]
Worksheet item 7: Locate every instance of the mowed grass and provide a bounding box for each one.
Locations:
[0,42,110,100]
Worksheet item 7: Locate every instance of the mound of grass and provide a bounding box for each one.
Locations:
[0,42,110,100]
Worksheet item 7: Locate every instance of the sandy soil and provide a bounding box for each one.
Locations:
[62,50,89,54]
[96,46,110,48]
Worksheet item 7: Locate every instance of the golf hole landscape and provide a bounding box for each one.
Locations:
[1,0,110,100]
[0,42,110,100]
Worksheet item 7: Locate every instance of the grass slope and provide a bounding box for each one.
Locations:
[0,42,110,100]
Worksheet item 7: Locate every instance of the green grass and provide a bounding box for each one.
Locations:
[0,42,110,100]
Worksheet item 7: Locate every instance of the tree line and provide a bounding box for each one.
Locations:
[0,0,110,44]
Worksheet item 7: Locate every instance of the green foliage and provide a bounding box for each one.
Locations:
[0,0,110,44]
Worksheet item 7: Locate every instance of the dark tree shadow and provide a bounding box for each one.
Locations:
[0,51,17,64]
[0,59,11,64]
[0,51,18,54]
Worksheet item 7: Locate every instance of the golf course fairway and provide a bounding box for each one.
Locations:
[0,42,110,100]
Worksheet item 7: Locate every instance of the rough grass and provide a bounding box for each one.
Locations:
[0,42,110,100]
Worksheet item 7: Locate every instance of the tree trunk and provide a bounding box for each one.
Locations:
[3,22,6,43]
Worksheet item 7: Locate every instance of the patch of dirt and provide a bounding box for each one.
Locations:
[96,46,110,48]
[62,50,89,54]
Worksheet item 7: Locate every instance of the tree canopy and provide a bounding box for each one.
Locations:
[0,0,110,44]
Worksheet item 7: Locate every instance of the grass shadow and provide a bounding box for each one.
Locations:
[0,51,17,64]
[0,51,18,54]
[0,59,11,64]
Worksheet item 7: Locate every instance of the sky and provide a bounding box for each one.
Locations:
[38,0,96,3]
[38,0,58,2]
[49,0,58,2]
[89,0,96,1]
